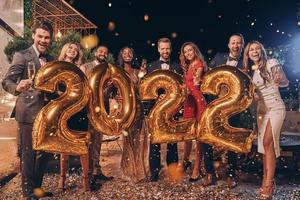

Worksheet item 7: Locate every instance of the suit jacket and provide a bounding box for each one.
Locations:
[148,60,183,75]
[2,46,54,123]
[143,59,183,117]
[209,52,243,69]
[80,60,99,76]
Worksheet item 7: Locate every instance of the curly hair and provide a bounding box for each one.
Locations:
[116,46,139,69]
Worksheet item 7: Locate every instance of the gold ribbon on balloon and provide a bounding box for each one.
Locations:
[139,70,196,144]
[197,65,255,153]
[32,61,90,155]
[88,62,136,136]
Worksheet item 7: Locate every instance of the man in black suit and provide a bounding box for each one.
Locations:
[146,37,182,182]
[2,21,54,199]
[202,33,245,189]
[209,33,244,69]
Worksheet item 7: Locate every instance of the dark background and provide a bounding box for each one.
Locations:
[69,0,299,62]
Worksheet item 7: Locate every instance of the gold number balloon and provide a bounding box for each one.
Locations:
[139,70,196,143]
[88,62,136,136]
[197,65,255,153]
[32,61,90,155]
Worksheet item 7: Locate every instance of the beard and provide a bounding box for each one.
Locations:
[97,56,107,63]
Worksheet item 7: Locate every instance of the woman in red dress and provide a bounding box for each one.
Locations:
[179,42,207,181]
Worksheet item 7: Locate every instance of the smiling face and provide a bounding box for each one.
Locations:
[183,44,196,62]
[65,44,79,61]
[248,43,262,64]
[32,28,51,54]
[95,46,109,62]
[122,48,133,63]
[228,35,243,58]
[158,41,171,61]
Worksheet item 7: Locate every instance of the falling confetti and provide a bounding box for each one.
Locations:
[108,21,116,31]
[144,14,149,21]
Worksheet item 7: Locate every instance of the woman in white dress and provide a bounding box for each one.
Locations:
[243,41,289,199]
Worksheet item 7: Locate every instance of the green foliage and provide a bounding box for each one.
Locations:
[107,53,115,64]
[82,48,95,62]
[3,26,32,63]
[24,0,33,27]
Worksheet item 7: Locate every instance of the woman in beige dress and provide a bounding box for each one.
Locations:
[243,41,289,199]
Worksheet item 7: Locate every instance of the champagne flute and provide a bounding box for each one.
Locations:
[138,59,147,78]
[27,61,36,90]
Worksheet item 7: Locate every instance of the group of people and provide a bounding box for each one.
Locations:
[1,20,289,200]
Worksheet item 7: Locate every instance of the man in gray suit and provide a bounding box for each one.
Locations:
[2,21,54,199]
[80,45,114,182]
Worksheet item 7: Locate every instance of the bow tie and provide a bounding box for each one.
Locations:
[39,54,46,59]
[228,56,238,61]
[160,60,170,64]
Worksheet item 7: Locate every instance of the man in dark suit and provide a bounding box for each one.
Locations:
[209,33,244,69]
[146,37,182,182]
[2,21,54,199]
[202,33,245,189]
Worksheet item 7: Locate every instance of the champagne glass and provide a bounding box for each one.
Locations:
[138,59,147,78]
[27,61,36,90]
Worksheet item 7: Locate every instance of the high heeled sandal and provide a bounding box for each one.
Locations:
[257,179,276,200]
[189,175,200,182]
[259,176,265,193]
[202,173,217,187]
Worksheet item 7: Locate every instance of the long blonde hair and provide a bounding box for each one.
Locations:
[179,42,207,72]
[243,40,270,83]
[58,42,84,66]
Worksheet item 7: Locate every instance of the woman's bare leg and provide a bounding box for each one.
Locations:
[191,142,202,178]
[260,119,276,196]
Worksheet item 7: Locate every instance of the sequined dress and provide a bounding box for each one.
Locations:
[183,60,206,120]
[121,68,148,182]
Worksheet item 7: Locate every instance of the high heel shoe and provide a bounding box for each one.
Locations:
[189,175,200,182]
[259,175,266,193]
[257,179,276,200]
[202,173,217,187]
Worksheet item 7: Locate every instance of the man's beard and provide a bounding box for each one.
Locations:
[97,56,107,63]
